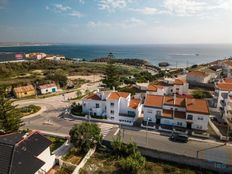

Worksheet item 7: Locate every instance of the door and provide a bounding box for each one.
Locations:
[156,118,161,125]
[52,88,56,93]
[187,122,192,129]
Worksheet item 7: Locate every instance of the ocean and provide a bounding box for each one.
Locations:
[0,44,232,67]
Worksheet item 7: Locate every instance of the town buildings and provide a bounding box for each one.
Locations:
[143,95,210,133]
[215,78,232,108]
[187,71,212,84]
[82,91,142,125]
[146,78,189,96]
[13,85,36,98]
[0,131,55,174]
[221,61,232,78]
[38,83,58,95]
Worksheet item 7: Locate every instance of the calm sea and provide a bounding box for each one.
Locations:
[0,44,232,67]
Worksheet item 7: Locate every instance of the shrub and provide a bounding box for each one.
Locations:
[119,151,145,174]
[192,90,212,99]
[69,123,102,153]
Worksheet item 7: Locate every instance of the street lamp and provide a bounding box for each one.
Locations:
[146,117,151,146]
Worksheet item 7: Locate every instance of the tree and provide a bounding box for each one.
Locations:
[102,61,120,89]
[119,151,145,174]
[45,70,68,87]
[76,90,82,98]
[0,88,22,134]
[69,122,102,153]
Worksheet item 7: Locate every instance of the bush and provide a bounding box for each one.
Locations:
[69,123,102,153]
[119,151,145,174]
[111,137,138,158]
[192,90,212,99]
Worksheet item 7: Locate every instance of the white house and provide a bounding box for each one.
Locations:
[82,91,142,125]
[215,78,232,108]
[223,94,232,128]
[0,131,55,174]
[146,78,189,96]
[38,83,58,94]
[187,71,211,84]
[143,95,210,133]
[221,61,232,78]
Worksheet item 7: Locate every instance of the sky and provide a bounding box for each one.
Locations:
[0,0,232,44]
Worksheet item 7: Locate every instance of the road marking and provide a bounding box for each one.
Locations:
[114,128,120,136]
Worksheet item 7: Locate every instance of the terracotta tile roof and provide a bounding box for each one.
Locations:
[128,99,140,109]
[147,84,163,91]
[38,83,57,89]
[187,71,208,77]
[108,92,130,100]
[163,96,185,107]
[147,84,157,91]
[14,85,35,93]
[174,111,186,119]
[224,61,232,67]
[216,83,232,91]
[224,78,232,84]
[174,79,185,85]
[84,94,101,100]
[186,99,209,115]
[162,110,173,118]
[144,95,163,108]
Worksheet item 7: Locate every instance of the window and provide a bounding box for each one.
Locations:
[198,117,204,121]
[110,103,114,106]
[196,125,203,129]
[111,110,114,114]
[177,122,182,126]
[128,111,135,117]
[187,115,193,120]
[156,111,161,116]
[175,108,178,111]
[96,103,100,108]
[147,110,152,114]
[176,88,179,91]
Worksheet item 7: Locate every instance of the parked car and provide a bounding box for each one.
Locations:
[170,132,189,143]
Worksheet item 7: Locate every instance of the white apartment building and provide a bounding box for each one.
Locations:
[221,61,232,78]
[215,78,232,108]
[82,91,142,125]
[143,95,210,132]
[187,71,212,84]
[146,78,189,96]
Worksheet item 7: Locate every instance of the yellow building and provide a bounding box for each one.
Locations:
[13,85,36,98]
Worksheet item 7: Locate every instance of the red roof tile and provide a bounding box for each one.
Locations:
[144,95,163,108]
[85,94,101,100]
[108,92,130,100]
[186,99,209,115]
[128,99,140,109]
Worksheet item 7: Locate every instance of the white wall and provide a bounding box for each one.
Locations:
[186,112,209,131]
[35,147,55,174]
[82,100,106,116]
[40,86,57,94]
[143,107,162,123]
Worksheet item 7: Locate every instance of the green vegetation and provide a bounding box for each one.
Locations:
[62,147,85,165]
[80,146,214,174]
[0,88,22,134]
[55,165,75,174]
[102,61,121,89]
[70,102,85,116]
[69,122,103,153]
[192,90,212,99]
[47,136,66,152]
[45,70,68,87]
[17,105,41,117]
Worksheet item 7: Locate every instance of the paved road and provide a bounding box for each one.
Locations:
[104,127,232,166]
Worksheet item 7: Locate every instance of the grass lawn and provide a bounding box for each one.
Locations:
[62,147,85,165]
[47,136,66,152]
[80,148,215,174]
[18,105,41,117]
